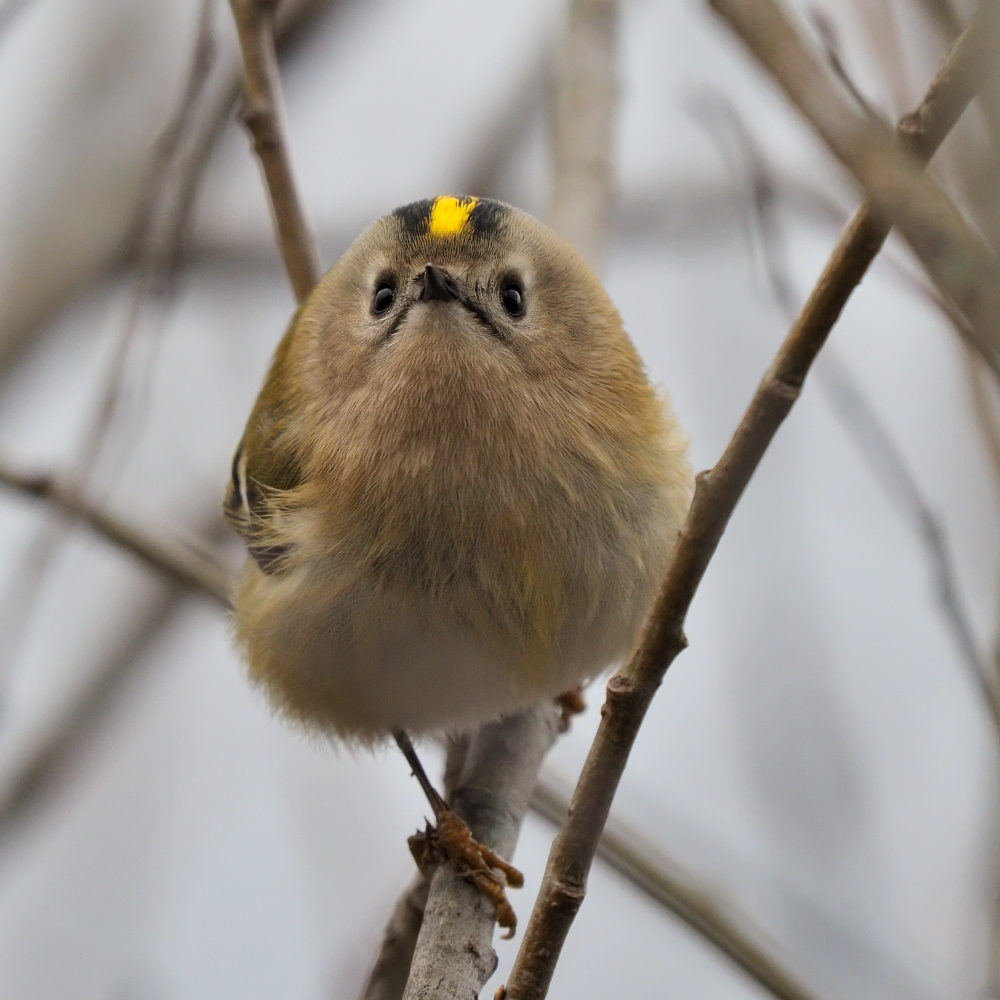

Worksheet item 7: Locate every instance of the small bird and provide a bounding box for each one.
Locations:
[224,195,691,932]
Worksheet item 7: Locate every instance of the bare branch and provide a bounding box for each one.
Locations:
[528,779,822,1000]
[708,0,1000,381]
[692,88,996,727]
[0,0,339,843]
[402,703,562,1000]
[0,591,185,840]
[360,876,431,1000]
[229,0,320,302]
[809,10,890,123]
[0,0,219,695]
[0,461,230,605]
[500,9,998,998]
[549,0,620,270]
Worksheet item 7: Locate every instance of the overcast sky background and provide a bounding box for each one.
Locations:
[0,0,995,998]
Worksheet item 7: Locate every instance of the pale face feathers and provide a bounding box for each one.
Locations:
[227,197,692,743]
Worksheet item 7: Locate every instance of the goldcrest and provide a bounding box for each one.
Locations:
[225,196,691,744]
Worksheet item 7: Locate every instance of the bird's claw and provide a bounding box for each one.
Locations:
[408,809,523,937]
[555,685,587,732]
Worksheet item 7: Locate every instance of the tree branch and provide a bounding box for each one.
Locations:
[691,87,997,729]
[360,876,431,1000]
[0,461,230,605]
[500,7,999,998]
[0,460,829,1000]
[0,0,338,843]
[0,0,219,697]
[527,780,821,1000]
[549,0,620,270]
[229,0,320,302]
[707,0,1000,381]
[401,703,562,1000]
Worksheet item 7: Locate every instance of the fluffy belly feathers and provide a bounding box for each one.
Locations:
[232,478,676,743]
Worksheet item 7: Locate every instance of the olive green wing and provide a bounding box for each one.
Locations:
[224,419,304,575]
[224,308,309,575]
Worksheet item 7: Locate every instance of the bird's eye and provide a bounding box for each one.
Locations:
[500,281,524,317]
[373,281,396,314]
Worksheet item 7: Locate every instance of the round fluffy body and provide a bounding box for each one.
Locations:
[226,197,691,744]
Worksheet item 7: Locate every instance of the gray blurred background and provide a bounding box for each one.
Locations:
[0,0,996,998]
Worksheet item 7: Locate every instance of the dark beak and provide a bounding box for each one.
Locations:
[420,263,457,302]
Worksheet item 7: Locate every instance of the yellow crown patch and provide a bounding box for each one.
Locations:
[427,196,478,238]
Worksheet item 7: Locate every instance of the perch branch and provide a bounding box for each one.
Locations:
[500,8,999,998]
[402,703,562,1000]
[229,0,320,301]
[707,0,1000,381]
[361,876,431,1000]
[0,462,830,1000]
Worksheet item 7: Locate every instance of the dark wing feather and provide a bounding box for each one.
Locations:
[224,306,307,575]
[224,429,301,575]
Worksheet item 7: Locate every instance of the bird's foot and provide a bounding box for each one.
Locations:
[555,685,587,732]
[408,809,524,938]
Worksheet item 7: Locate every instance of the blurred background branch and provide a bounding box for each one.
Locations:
[0,1,996,998]
[709,0,1000,379]
[229,0,320,300]
[502,5,1000,995]
[688,87,996,728]
[549,0,619,270]
[0,444,831,1000]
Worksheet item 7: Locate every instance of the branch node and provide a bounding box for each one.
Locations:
[502,5,1000,993]
[769,373,801,402]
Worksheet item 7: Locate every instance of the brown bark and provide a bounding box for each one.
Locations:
[500,7,1000,996]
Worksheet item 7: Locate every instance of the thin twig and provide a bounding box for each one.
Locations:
[0,0,339,846]
[549,0,620,270]
[692,88,997,726]
[527,779,822,1000]
[0,461,230,604]
[809,10,890,124]
[229,0,320,302]
[708,0,1000,381]
[0,0,218,696]
[920,0,1000,171]
[500,9,997,997]
[0,458,833,1000]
